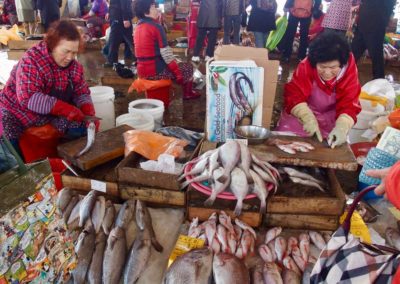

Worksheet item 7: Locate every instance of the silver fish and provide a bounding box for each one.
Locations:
[309,231,326,250]
[289,176,325,192]
[277,144,296,154]
[386,227,400,250]
[87,231,107,284]
[251,154,280,183]
[283,167,323,185]
[63,195,79,223]
[103,226,127,284]
[238,142,253,183]
[75,121,96,158]
[275,237,287,262]
[216,224,229,253]
[135,200,163,252]
[67,197,83,230]
[72,220,96,284]
[217,141,241,184]
[164,248,213,284]
[91,196,106,234]
[265,227,282,244]
[79,190,97,227]
[115,199,135,230]
[101,200,115,235]
[252,164,277,186]
[263,262,283,284]
[204,168,230,206]
[57,188,73,212]
[230,167,249,216]
[219,211,236,236]
[249,169,268,214]
[213,252,250,284]
[282,268,301,284]
[234,218,257,239]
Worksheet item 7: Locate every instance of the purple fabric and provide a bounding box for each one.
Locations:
[91,0,108,17]
[27,92,57,114]
[276,81,337,138]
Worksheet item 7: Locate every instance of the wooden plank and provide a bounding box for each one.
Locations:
[8,40,40,50]
[101,76,133,86]
[265,213,339,231]
[7,50,25,60]
[250,135,358,171]
[61,175,119,197]
[120,185,185,206]
[188,207,262,227]
[57,125,132,170]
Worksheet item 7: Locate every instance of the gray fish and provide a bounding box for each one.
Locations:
[135,200,163,252]
[63,195,79,223]
[213,252,250,284]
[75,121,96,158]
[283,167,323,185]
[301,262,314,284]
[218,141,241,184]
[123,227,152,284]
[163,248,213,284]
[79,190,98,227]
[88,231,107,284]
[67,197,83,230]
[386,227,400,250]
[103,226,127,284]
[102,200,115,235]
[230,167,249,216]
[282,268,301,284]
[91,196,106,234]
[57,188,73,212]
[115,199,136,230]
[263,262,283,284]
[204,167,230,207]
[249,169,268,214]
[156,126,203,148]
[290,177,325,193]
[72,220,96,284]
[238,142,253,183]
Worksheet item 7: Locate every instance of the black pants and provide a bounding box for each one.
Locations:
[193,27,219,57]
[351,26,385,79]
[281,15,311,60]
[107,20,135,64]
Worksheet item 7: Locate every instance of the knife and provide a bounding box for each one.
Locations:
[83,116,102,121]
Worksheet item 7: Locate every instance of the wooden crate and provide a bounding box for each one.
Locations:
[8,40,40,50]
[7,50,25,60]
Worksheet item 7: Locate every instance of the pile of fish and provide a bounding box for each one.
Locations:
[280,167,326,192]
[180,141,281,215]
[268,138,315,155]
[257,227,330,283]
[188,211,257,259]
[57,188,163,284]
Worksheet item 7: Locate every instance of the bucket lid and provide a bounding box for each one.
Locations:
[128,99,164,110]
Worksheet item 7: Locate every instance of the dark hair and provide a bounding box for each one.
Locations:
[134,0,156,19]
[45,20,83,52]
[308,32,350,67]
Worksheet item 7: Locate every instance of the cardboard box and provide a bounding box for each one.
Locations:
[214,45,279,129]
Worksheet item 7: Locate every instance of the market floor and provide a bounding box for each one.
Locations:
[79,48,400,193]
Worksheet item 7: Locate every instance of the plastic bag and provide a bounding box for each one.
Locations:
[128,78,172,94]
[0,25,22,45]
[266,16,288,51]
[360,79,396,111]
[123,130,189,160]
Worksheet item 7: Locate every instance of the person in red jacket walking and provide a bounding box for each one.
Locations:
[276,32,361,148]
[134,0,200,99]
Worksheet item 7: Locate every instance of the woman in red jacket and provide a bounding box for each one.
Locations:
[133,0,200,99]
[276,32,361,148]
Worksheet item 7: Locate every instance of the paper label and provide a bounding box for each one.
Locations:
[90,180,107,193]
[168,235,205,267]
[340,211,372,244]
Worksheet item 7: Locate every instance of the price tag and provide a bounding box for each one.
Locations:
[90,179,107,193]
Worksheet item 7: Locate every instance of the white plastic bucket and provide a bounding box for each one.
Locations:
[90,86,115,131]
[116,113,154,131]
[128,99,164,130]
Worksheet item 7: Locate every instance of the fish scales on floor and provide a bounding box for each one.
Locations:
[180,141,281,215]
[56,188,163,283]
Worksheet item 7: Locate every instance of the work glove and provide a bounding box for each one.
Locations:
[327,114,354,149]
[291,102,323,142]
[80,103,100,131]
[167,61,184,85]
[50,100,85,122]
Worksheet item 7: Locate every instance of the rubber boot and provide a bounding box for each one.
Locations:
[182,80,201,100]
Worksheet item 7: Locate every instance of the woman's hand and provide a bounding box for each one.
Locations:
[365,167,392,196]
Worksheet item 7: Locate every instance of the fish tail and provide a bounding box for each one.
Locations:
[180,180,190,189]
[204,195,216,207]
[234,199,243,216]
[151,238,164,252]
[260,199,266,214]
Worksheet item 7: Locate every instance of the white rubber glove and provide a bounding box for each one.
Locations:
[327,114,354,148]
[291,102,323,142]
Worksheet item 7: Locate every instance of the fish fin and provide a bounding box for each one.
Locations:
[151,238,164,253]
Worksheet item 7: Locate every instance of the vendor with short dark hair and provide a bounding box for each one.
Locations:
[0,20,97,151]
[133,0,200,99]
[276,32,361,148]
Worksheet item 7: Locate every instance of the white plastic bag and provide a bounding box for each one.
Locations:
[361,79,396,111]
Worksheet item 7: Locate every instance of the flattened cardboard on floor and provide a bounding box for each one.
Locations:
[213,45,279,129]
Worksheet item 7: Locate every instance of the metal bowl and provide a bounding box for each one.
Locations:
[234,125,271,145]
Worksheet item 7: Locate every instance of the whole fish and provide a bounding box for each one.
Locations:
[283,256,301,276]
[252,164,277,186]
[251,262,264,284]
[204,168,230,206]
[251,154,280,182]
[103,226,127,284]
[275,237,287,262]
[164,248,213,284]
[219,211,235,236]
[386,227,400,250]
[267,241,278,262]
[87,230,107,284]
[67,197,83,230]
[217,224,229,253]
[286,237,299,256]
[63,195,79,223]
[309,231,326,250]
[115,199,135,230]
[217,141,241,184]
[277,144,296,154]
[299,239,310,261]
[238,142,253,183]
[188,217,202,238]
[230,167,249,216]
[72,220,96,284]
[265,227,282,244]
[227,232,237,255]
[249,169,268,214]
[179,156,209,180]
[204,218,217,246]
[283,167,323,185]
[91,196,106,234]
[57,188,73,212]
[241,229,255,257]
[75,121,96,158]
[123,227,153,284]
[180,169,211,189]
[79,190,97,227]
[302,262,314,284]
[290,176,325,192]
[135,200,163,252]
[213,252,250,284]
[259,244,274,262]
[291,141,314,150]
[101,200,115,235]
[263,262,283,284]
[282,268,301,284]
[235,219,257,239]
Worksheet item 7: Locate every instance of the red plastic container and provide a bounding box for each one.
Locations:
[49,158,66,191]
[145,85,171,108]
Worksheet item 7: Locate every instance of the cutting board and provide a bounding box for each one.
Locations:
[57,125,133,170]
[249,135,358,171]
